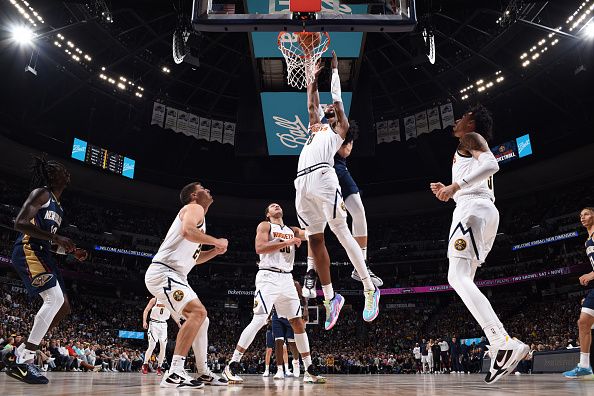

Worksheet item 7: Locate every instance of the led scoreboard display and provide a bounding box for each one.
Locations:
[71,138,135,179]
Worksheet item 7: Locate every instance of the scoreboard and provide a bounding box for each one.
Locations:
[71,138,135,179]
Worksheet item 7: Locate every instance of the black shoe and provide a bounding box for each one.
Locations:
[198,370,228,386]
[6,363,49,384]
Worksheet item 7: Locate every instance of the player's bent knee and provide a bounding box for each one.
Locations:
[288,317,305,333]
[182,299,207,320]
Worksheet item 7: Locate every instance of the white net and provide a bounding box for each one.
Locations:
[277,32,330,90]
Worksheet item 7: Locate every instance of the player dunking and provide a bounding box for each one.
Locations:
[295,50,380,329]
[145,182,228,388]
[142,297,171,376]
[563,207,594,378]
[430,105,529,384]
[225,203,325,384]
[6,157,87,385]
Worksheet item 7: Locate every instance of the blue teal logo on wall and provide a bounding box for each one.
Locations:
[118,330,144,339]
[247,0,365,58]
[71,138,87,161]
[261,92,351,156]
[516,134,532,158]
[122,157,135,179]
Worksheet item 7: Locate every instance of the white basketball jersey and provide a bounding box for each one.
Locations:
[153,208,206,277]
[258,223,295,273]
[297,123,344,171]
[150,304,171,322]
[452,150,495,203]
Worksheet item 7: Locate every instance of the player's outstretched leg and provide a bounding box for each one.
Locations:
[563,309,594,379]
[225,313,269,383]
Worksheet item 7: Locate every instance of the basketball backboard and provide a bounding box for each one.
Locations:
[192,0,417,33]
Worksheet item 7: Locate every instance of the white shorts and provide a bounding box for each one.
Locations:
[253,270,302,320]
[421,356,430,364]
[145,265,198,315]
[294,168,347,235]
[148,322,168,343]
[448,198,499,264]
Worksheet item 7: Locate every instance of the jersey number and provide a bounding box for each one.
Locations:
[160,308,164,315]
[192,246,202,260]
[306,133,315,145]
[280,246,290,254]
[487,176,494,191]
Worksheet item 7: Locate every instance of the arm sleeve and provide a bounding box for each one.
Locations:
[455,151,499,189]
[331,68,342,103]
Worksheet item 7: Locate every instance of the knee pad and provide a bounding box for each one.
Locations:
[328,218,349,236]
[251,314,268,329]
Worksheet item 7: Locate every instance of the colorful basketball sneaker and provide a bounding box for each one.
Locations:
[323,293,345,330]
[6,363,49,384]
[563,365,594,379]
[362,287,380,322]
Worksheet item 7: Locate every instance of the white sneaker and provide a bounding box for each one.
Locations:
[197,368,228,386]
[303,366,326,384]
[484,338,529,384]
[224,362,244,384]
[262,370,270,377]
[351,267,383,287]
[16,347,36,365]
[292,361,300,378]
[160,369,205,389]
[273,370,284,380]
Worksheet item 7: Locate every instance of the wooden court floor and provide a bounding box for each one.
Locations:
[1,372,593,396]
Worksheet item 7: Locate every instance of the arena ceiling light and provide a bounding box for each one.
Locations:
[459,71,504,100]
[10,25,35,46]
[8,0,45,27]
[98,68,144,99]
[54,34,93,64]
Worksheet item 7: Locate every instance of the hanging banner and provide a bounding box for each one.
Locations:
[415,111,429,136]
[404,115,416,140]
[440,103,455,128]
[164,107,178,131]
[376,121,388,144]
[223,122,236,145]
[210,120,224,143]
[427,107,441,132]
[387,119,400,142]
[176,111,190,136]
[198,118,211,141]
[151,102,166,128]
[188,114,200,139]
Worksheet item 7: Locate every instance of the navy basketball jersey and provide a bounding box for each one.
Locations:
[15,189,64,250]
[334,154,348,179]
[586,232,594,270]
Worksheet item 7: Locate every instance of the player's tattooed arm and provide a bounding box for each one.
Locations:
[459,132,489,159]
[307,60,323,126]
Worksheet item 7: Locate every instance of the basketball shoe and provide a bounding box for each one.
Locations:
[6,363,49,384]
[563,365,594,379]
[197,368,228,386]
[142,364,149,375]
[292,360,300,378]
[323,293,345,330]
[160,369,204,389]
[273,369,284,379]
[262,368,270,377]
[302,269,317,299]
[351,266,383,287]
[156,366,163,376]
[484,338,530,384]
[303,366,326,384]
[362,286,380,322]
[224,361,244,384]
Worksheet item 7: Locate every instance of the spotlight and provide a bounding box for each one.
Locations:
[585,22,594,38]
[11,25,34,45]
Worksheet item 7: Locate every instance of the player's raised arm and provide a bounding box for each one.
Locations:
[180,204,227,249]
[143,297,156,329]
[456,132,499,189]
[330,51,349,139]
[307,61,324,126]
[255,221,301,255]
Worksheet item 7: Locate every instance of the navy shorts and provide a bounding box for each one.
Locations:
[582,289,594,312]
[272,316,294,342]
[266,329,274,348]
[337,172,359,200]
[11,244,64,295]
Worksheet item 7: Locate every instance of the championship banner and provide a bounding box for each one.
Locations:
[176,111,190,135]
[440,103,455,128]
[415,110,429,136]
[512,231,579,251]
[388,119,401,142]
[223,122,236,145]
[404,115,416,140]
[188,114,200,139]
[427,107,441,132]
[198,117,212,141]
[247,0,366,58]
[376,121,388,144]
[164,107,178,131]
[151,102,166,128]
[260,92,352,156]
[210,120,224,143]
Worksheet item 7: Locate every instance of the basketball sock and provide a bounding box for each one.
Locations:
[235,314,268,358]
[265,364,269,371]
[144,339,156,364]
[28,285,64,346]
[284,363,290,373]
[277,365,283,374]
[579,353,591,368]
[361,247,367,261]
[329,220,373,291]
[303,355,312,371]
[191,317,209,374]
[448,257,508,347]
[321,284,334,301]
[307,257,315,273]
[171,355,186,371]
[231,350,244,363]
[293,332,311,370]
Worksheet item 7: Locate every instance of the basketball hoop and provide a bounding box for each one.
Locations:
[277,31,330,90]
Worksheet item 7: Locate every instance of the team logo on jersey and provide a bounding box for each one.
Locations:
[340,202,347,212]
[253,299,259,309]
[31,273,54,287]
[454,239,467,251]
[172,290,184,302]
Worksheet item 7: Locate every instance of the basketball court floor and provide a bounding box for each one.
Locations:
[0,373,592,396]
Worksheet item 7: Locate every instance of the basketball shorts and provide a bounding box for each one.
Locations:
[448,198,499,264]
[582,289,594,317]
[11,244,64,295]
[252,271,301,320]
[272,316,295,342]
[294,168,348,235]
[148,322,168,343]
[145,264,198,315]
[421,355,430,364]
[337,170,359,200]
[266,329,274,349]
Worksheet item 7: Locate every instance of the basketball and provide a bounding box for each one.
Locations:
[297,32,321,55]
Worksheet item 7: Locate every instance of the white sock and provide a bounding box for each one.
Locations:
[265,364,269,371]
[294,332,311,370]
[277,365,283,373]
[321,284,334,301]
[231,349,244,363]
[482,322,506,347]
[361,247,367,261]
[191,317,209,374]
[284,363,290,372]
[306,257,315,272]
[579,352,591,368]
[302,355,312,371]
[171,355,185,371]
[329,221,373,291]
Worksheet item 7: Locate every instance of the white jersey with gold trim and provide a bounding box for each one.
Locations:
[150,303,171,322]
[258,222,295,273]
[297,123,344,171]
[452,150,495,203]
[152,209,205,277]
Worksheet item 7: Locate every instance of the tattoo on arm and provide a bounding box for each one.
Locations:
[459,132,488,153]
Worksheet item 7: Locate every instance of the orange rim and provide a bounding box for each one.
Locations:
[277,31,331,59]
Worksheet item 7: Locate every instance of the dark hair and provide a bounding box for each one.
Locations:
[468,104,493,142]
[30,155,68,190]
[264,203,276,220]
[180,182,201,205]
[342,126,359,146]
